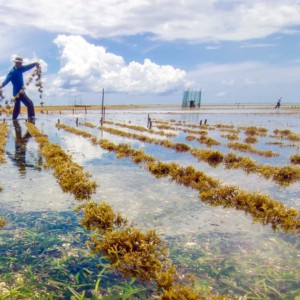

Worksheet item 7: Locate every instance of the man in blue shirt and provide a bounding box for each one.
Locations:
[0,56,38,120]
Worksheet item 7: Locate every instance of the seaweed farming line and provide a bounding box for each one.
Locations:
[26,121,97,201]
[102,119,282,157]
[186,133,278,157]
[154,119,300,142]
[57,122,300,235]
[170,123,299,161]
[103,120,177,137]
[152,122,280,157]
[105,118,281,157]
[80,121,300,187]
[152,119,300,148]
[24,121,225,300]
[0,122,9,229]
[160,123,299,149]
[94,122,300,186]
[166,121,300,161]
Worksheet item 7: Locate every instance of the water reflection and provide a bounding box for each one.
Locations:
[7,120,34,175]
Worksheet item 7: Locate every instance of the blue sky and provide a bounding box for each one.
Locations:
[0,0,300,106]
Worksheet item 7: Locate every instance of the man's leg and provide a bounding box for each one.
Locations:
[20,93,35,119]
[12,100,21,120]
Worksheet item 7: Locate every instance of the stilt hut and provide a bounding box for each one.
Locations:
[182,89,202,108]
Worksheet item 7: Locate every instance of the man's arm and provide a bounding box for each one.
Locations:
[1,71,13,88]
[21,63,38,73]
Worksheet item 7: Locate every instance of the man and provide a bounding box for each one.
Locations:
[275,97,282,109]
[0,56,38,120]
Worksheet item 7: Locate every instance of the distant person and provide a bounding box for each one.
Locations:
[189,100,195,108]
[0,56,39,120]
[275,97,282,109]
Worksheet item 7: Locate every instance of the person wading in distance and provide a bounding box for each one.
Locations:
[275,97,282,109]
[0,56,39,121]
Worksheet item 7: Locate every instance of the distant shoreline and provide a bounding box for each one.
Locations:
[32,103,300,111]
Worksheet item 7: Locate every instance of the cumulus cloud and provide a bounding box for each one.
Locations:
[52,35,187,95]
[0,0,300,42]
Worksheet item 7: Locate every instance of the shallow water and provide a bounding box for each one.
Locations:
[0,108,299,299]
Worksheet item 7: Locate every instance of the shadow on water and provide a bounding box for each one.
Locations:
[6,120,40,176]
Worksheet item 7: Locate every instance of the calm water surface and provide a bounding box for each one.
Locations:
[0,108,299,299]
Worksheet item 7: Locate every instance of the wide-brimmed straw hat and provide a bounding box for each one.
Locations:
[13,56,23,63]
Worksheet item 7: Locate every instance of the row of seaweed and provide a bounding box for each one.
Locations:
[103,120,177,137]
[102,119,278,154]
[186,133,279,157]
[24,121,226,299]
[174,124,300,163]
[57,122,300,235]
[153,119,300,144]
[150,119,300,163]
[156,123,283,156]
[80,121,300,187]
[26,121,96,201]
[0,122,9,229]
[134,120,285,157]
[191,148,300,186]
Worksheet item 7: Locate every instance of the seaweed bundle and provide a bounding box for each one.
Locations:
[227,141,278,157]
[290,154,300,164]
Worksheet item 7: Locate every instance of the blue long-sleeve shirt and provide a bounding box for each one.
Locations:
[2,63,37,96]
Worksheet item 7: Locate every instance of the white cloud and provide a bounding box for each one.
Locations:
[240,43,277,48]
[0,0,300,42]
[51,35,187,95]
[206,45,221,50]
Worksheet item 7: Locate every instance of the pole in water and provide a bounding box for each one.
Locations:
[200,120,202,126]
[204,119,207,124]
[101,88,105,119]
